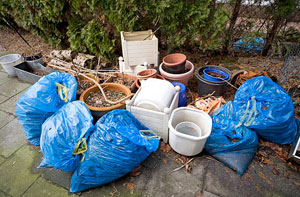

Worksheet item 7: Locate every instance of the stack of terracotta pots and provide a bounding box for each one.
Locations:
[159,53,194,86]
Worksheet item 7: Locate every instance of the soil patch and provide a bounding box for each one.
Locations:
[85,90,126,108]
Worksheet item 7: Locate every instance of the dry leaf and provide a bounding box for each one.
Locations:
[159,141,171,153]
[272,168,280,176]
[124,183,135,191]
[130,165,142,177]
[258,172,273,187]
[293,182,300,187]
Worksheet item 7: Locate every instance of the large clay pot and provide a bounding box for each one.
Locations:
[159,60,194,86]
[80,83,131,120]
[163,53,186,74]
[135,74,165,89]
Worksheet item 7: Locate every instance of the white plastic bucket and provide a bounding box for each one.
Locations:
[134,78,176,112]
[175,121,202,137]
[0,54,23,77]
[168,107,212,156]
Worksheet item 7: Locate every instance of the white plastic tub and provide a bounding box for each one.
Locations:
[0,54,23,76]
[134,78,176,112]
[168,107,212,156]
[126,85,179,142]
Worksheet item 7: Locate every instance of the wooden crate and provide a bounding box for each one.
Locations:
[120,30,158,75]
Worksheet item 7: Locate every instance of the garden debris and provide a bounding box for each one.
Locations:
[85,90,127,108]
[188,96,226,115]
[76,80,93,95]
[110,77,134,89]
[172,158,194,173]
[32,70,49,76]
[234,70,269,87]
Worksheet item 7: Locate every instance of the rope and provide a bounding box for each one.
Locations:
[56,83,69,103]
[72,138,88,162]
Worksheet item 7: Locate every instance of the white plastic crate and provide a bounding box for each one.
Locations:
[126,87,179,143]
[120,30,158,75]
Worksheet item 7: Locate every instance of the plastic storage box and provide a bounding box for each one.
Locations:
[120,30,159,75]
[126,86,179,143]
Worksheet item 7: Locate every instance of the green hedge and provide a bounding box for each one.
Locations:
[1,0,229,61]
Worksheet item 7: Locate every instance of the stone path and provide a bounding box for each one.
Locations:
[0,66,299,197]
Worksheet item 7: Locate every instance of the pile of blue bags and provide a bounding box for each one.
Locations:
[206,76,298,175]
[16,73,159,193]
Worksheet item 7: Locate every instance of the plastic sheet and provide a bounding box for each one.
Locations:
[70,109,159,193]
[39,101,94,172]
[233,37,264,53]
[16,72,77,146]
[205,125,258,176]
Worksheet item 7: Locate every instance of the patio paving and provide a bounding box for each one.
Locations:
[0,68,299,197]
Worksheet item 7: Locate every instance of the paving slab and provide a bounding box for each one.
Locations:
[0,118,25,158]
[0,72,10,86]
[0,95,8,104]
[0,111,15,129]
[40,169,73,190]
[0,89,26,115]
[0,78,29,98]
[0,190,10,197]
[23,177,77,197]
[0,156,5,165]
[139,152,207,197]
[0,145,41,196]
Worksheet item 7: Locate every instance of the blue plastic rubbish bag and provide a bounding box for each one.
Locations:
[233,37,264,53]
[205,125,258,176]
[39,101,94,172]
[70,109,159,193]
[234,76,297,144]
[16,72,77,146]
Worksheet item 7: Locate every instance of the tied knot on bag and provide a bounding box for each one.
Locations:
[56,83,69,103]
[72,138,88,162]
[139,130,161,140]
[237,96,258,128]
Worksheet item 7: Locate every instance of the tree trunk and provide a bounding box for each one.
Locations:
[261,16,282,56]
[222,0,243,54]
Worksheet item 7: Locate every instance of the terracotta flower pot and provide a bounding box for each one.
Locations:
[77,73,100,82]
[135,74,165,89]
[159,60,194,86]
[80,83,131,119]
[76,74,100,99]
[163,53,186,74]
[137,69,157,80]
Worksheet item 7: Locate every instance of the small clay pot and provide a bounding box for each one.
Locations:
[163,53,186,74]
[137,69,157,80]
[135,74,165,89]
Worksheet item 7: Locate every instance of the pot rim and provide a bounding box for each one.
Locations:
[79,82,131,111]
[195,66,232,84]
[0,54,22,64]
[159,60,195,79]
[163,53,186,67]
